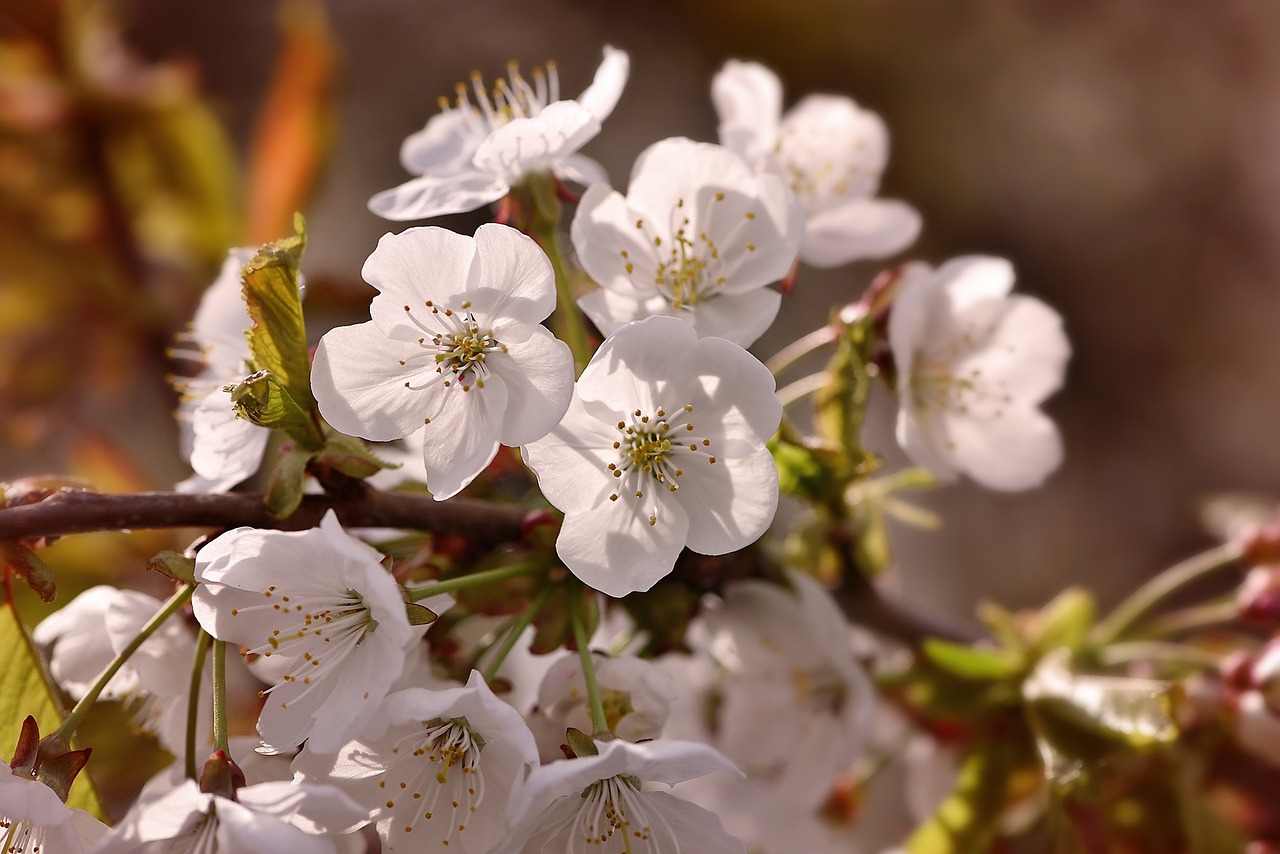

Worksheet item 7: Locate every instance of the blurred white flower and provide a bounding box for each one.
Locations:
[0,771,107,854]
[370,46,628,220]
[888,256,1070,491]
[713,59,920,268]
[504,739,745,854]
[523,316,782,596]
[313,224,574,500]
[571,137,802,347]
[293,672,537,854]
[192,510,417,753]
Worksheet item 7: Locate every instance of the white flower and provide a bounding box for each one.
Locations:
[503,739,745,854]
[33,585,206,755]
[312,224,575,500]
[528,653,677,762]
[699,572,875,808]
[713,59,921,268]
[0,771,107,854]
[192,510,418,753]
[888,256,1070,491]
[370,46,628,221]
[522,316,782,597]
[571,137,802,348]
[172,248,272,494]
[292,671,537,853]
[91,779,368,854]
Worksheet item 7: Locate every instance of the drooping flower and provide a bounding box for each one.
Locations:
[503,739,746,854]
[571,137,802,347]
[172,248,272,493]
[33,585,207,756]
[888,256,1070,491]
[522,316,782,597]
[369,46,628,221]
[712,59,921,268]
[312,224,575,500]
[292,671,537,853]
[1,718,107,854]
[192,510,418,753]
[92,778,369,854]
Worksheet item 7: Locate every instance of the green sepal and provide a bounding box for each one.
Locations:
[317,431,397,479]
[242,216,313,411]
[228,369,324,451]
[265,444,313,519]
[564,727,599,758]
[767,423,850,504]
[921,638,1025,682]
[405,602,438,626]
[147,550,196,584]
[814,312,875,457]
[0,542,56,602]
[1028,588,1095,658]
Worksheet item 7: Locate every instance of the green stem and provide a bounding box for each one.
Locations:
[185,630,211,779]
[212,640,229,755]
[766,325,838,377]
[407,561,546,601]
[1090,543,1244,647]
[570,595,608,737]
[1135,598,1240,639]
[527,174,592,375]
[1098,640,1223,669]
[53,584,193,742]
[481,586,554,683]
[777,372,828,408]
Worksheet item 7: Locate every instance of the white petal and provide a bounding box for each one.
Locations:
[680,287,781,348]
[522,394,619,514]
[418,372,508,499]
[398,108,487,175]
[570,183,658,296]
[576,287,670,339]
[953,293,1070,406]
[553,153,609,187]
[473,100,600,182]
[626,138,757,228]
[185,387,271,491]
[490,326,574,446]
[469,223,558,323]
[942,406,1064,491]
[687,335,783,453]
[936,255,1016,313]
[799,197,921,267]
[895,405,961,484]
[368,171,509,221]
[712,59,782,162]
[362,226,480,312]
[312,321,434,441]
[677,444,778,556]
[557,488,689,596]
[575,45,630,121]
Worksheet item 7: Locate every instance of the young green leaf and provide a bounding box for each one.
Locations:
[228,369,324,451]
[242,218,313,411]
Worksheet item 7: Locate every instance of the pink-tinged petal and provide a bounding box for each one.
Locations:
[941,406,1064,492]
[362,226,479,309]
[936,255,1015,313]
[799,197,921,267]
[677,444,778,556]
[557,488,689,596]
[312,321,434,441]
[681,288,781,348]
[713,60,783,162]
[779,94,889,201]
[576,45,629,121]
[553,152,609,187]
[398,108,487,175]
[490,327,574,446]
[468,223,557,323]
[570,183,658,296]
[417,372,508,499]
[522,395,618,513]
[474,101,600,182]
[952,293,1070,406]
[368,171,509,221]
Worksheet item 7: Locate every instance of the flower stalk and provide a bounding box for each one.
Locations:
[524,173,593,374]
[482,585,554,683]
[184,630,211,780]
[569,594,609,738]
[407,560,548,601]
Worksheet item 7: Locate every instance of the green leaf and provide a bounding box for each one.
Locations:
[147,550,196,584]
[229,369,324,450]
[1029,588,1095,658]
[921,638,1024,681]
[767,425,849,504]
[317,432,396,479]
[242,219,313,410]
[0,604,105,818]
[265,444,313,519]
[814,314,874,456]
[906,737,1017,854]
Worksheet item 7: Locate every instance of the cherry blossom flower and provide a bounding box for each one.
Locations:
[172,248,271,493]
[522,316,782,596]
[312,224,575,500]
[888,256,1070,491]
[504,739,745,854]
[712,59,920,268]
[369,46,628,221]
[699,572,875,808]
[571,137,803,348]
[0,771,107,854]
[192,510,417,753]
[293,671,537,853]
[92,779,368,854]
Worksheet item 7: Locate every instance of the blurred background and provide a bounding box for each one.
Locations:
[5,0,1280,630]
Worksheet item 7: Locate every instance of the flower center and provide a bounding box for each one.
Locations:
[383,718,486,846]
[400,301,505,395]
[573,775,677,851]
[1,812,46,854]
[438,60,560,132]
[605,405,716,526]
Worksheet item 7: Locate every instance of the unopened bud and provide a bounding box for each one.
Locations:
[1238,565,1280,625]
[199,749,246,800]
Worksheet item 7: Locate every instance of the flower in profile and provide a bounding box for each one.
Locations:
[92,778,369,853]
[712,59,921,268]
[192,510,417,753]
[505,738,745,854]
[172,248,271,493]
[571,137,802,348]
[888,256,1070,491]
[370,46,628,221]
[522,316,782,597]
[312,224,575,500]
[1,718,107,854]
[293,671,537,853]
